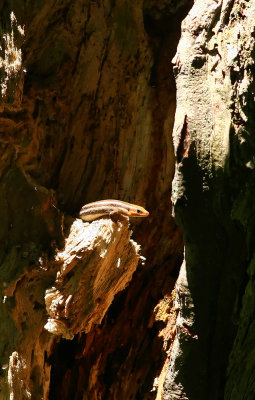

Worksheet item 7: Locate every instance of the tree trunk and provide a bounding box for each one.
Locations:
[1,0,254,399]
[166,1,255,400]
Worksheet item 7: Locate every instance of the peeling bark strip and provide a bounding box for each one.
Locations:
[167,1,255,400]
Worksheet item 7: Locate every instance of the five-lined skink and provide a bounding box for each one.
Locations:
[79,199,149,222]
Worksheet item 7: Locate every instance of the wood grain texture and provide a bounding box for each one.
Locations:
[0,1,192,399]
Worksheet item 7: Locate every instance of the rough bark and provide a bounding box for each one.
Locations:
[166,1,255,399]
[0,1,191,399]
[4,0,255,399]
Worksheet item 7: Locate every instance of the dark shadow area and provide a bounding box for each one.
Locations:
[173,147,249,399]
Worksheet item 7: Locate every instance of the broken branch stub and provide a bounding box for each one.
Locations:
[44,217,142,339]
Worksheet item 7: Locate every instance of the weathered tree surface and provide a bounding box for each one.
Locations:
[2,0,254,399]
[166,1,255,400]
[0,1,189,399]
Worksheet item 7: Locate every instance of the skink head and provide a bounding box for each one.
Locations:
[129,206,149,218]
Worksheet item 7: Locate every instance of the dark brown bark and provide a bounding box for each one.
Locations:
[0,1,191,399]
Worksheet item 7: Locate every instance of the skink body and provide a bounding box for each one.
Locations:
[79,199,149,222]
